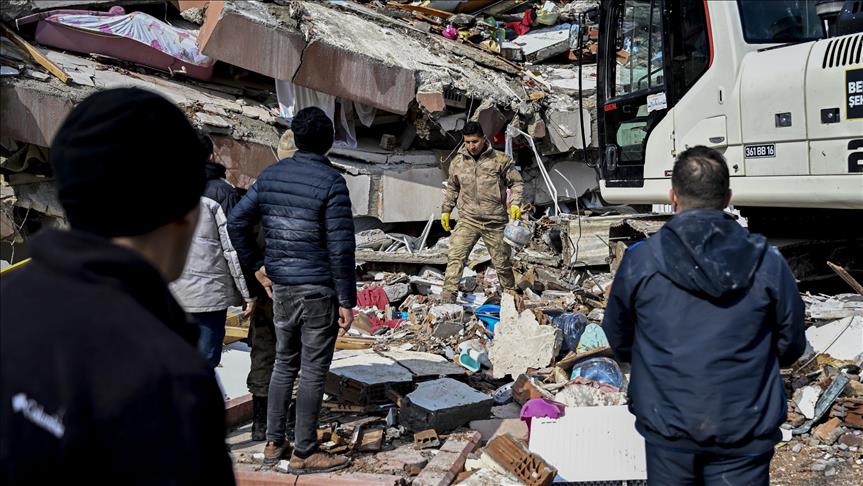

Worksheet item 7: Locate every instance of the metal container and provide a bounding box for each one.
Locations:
[503,220,532,249]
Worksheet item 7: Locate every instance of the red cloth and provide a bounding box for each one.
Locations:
[369,316,403,334]
[504,9,535,36]
[356,286,389,310]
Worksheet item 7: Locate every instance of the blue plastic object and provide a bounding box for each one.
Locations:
[571,357,627,389]
[476,304,501,334]
[551,313,589,352]
[577,324,610,353]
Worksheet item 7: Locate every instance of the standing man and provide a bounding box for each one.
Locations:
[172,131,255,368]
[228,108,356,474]
[603,146,806,485]
[243,128,299,442]
[440,122,524,303]
[0,88,234,484]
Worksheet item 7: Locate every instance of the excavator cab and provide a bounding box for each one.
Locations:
[597,0,838,193]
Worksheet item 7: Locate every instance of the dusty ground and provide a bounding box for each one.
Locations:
[771,440,863,485]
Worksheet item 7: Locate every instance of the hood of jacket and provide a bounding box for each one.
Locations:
[655,209,767,299]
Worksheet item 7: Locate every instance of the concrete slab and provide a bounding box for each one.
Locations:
[469,418,529,445]
[379,350,465,380]
[326,349,414,404]
[374,443,429,475]
[401,378,494,432]
[198,0,305,81]
[216,342,252,401]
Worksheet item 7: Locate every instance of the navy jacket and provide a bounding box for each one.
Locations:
[603,209,806,455]
[227,151,357,308]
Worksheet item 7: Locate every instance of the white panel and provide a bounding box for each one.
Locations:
[529,405,647,482]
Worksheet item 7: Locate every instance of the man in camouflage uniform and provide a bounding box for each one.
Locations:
[440,121,524,303]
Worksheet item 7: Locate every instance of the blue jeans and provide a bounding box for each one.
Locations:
[192,309,227,368]
[267,284,339,457]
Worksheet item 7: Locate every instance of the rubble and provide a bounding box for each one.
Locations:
[4,2,861,483]
[489,294,563,378]
[400,378,494,432]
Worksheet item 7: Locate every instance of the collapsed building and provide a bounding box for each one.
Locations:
[5,2,861,485]
[1,0,602,256]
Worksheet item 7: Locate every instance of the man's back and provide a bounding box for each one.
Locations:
[604,209,806,454]
[228,151,356,309]
[0,230,234,484]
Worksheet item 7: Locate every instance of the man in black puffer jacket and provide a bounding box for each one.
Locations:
[603,146,806,485]
[227,107,356,475]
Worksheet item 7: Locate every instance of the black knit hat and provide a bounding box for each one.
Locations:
[50,88,206,237]
[291,107,334,155]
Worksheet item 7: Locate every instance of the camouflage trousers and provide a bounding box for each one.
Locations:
[443,217,516,294]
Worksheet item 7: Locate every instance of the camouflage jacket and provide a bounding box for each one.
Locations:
[442,143,523,223]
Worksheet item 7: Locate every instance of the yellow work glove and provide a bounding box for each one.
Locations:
[509,205,522,221]
[441,212,451,232]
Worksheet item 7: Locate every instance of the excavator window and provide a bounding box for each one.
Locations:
[599,0,711,187]
[737,0,825,43]
[612,0,665,98]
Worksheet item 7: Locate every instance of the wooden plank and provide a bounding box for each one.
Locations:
[0,24,70,84]
[386,2,454,19]
[225,325,249,339]
[827,261,863,296]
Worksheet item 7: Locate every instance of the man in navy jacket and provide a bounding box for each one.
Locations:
[603,146,806,485]
[228,107,356,474]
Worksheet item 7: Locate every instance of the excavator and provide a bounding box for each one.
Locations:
[594,0,863,239]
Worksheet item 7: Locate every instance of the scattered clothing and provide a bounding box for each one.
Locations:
[356,286,389,310]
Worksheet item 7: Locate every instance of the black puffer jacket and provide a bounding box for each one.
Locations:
[603,209,806,455]
[227,151,357,308]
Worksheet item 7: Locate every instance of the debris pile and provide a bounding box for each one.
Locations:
[778,278,863,480]
[1,0,608,244]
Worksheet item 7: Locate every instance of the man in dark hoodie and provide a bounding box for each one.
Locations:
[0,88,234,484]
[603,146,806,485]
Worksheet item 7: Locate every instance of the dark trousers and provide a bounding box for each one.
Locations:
[248,299,295,434]
[267,284,339,457]
[192,309,227,368]
[646,444,773,486]
[247,300,276,397]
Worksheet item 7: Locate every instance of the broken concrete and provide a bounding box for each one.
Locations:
[198,1,519,116]
[401,378,494,432]
[326,349,414,404]
[413,432,481,486]
[794,385,822,420]
[469,418,529,445]
[804,316,863,362]
[375,443,429,476]
[813,417,844,445]
[489,294,563,379]
[378,350,465,380]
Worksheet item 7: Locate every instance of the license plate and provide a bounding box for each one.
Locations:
[745,144,776,158]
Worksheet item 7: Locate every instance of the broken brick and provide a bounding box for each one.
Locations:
[813,417,844,445]
[484,434,557,486]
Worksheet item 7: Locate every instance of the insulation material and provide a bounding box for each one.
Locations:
[529,405,647,483]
